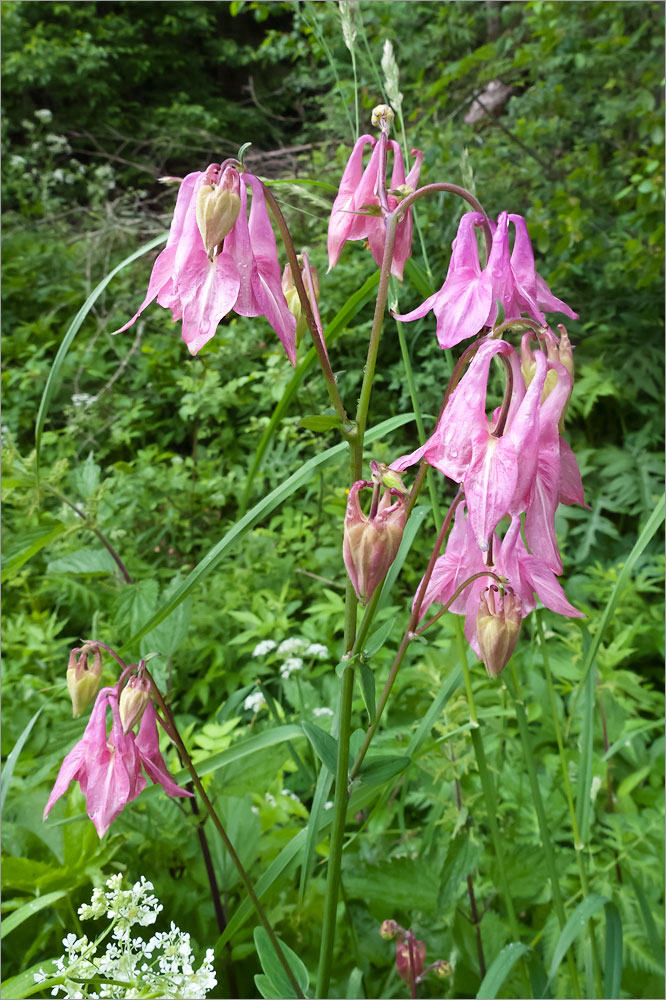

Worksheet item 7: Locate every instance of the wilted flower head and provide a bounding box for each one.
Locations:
[113,164,296,363]
[395,932,427,984]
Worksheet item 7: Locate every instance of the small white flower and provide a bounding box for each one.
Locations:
[71,392,97,409]
[265,792,276,806]
[252,639,277,657]
[306,642,329,659]
[277,637,308,656]
[313,707,334,718]
[34,108,53,122]
[324,800,334,810]
[280,656,304,679]
[10,154,26,167]
[243,691,266,713]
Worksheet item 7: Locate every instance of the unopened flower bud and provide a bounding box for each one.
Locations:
[343,481,407,605]
[282,258,319,346]
[67,645,102,719]
[371,104,394,129]
[67,645,103,718]
[118,675,151,734]
[476,584,522,678]
[433,959,452,979]
[369,461,408,494]
[396,933,426,984]
[379,919,400,940]
[195,168,241,259]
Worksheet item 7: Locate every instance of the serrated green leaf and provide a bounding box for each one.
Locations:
[46,546,117,576]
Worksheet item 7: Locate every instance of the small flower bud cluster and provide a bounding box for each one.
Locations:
[378,919,452,987]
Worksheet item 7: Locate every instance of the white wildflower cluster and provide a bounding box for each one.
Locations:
[305,642,329,660]
[313,707,334,718]
[243,691,267,713]
[276,637,309,657]
[280,656,304,679]
[252,639,277,657]
[71,392,97,410]
[34,874,217,999]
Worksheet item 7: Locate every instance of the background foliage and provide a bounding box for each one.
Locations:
[2,2,663,998]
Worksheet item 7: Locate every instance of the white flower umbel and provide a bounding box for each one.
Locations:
[305,643,329,660]
[252,639,277,657]
[243,691,267,713]
[276,637,308,657]
[280,656,304,679]
[34,874,217,999]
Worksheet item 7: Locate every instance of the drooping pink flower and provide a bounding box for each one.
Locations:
[395,211,578,348]
[43,686,191,837]
[416,505,583,666]
[327,137,422,279]
[395,933,427,985]
[113,164,296,364]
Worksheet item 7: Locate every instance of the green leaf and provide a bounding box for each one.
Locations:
[178,725,305,780]
[1,960,60,1000]
[476,942,531,999]
[0,890,67,940]
[603,901,623,999]
[238,270,381,514]
[358,664,376,722]
[298,760,334,904]
[301,721,338,773]
[253,926,309,998]
[299,414,345,432]
[363,615,398,658]
[357,754,410,786]
[140,573,192,658]
[35,232,168,477]
[73,451,100,499]
[404,258,434,301]
[120,412,415,651]
[46,546,118,576]
[255,973,283,1000]
[1,708,42,813]
[345,967,365,999]
[1,524,67,582]
[547,894,609,987]
[630,877,665,970]
[575,661,596,847]
[406,667,463,756]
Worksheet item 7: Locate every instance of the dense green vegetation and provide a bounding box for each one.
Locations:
[2,3,663,999]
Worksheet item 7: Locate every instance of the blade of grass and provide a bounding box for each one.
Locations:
[35,232,168,477]
[575,661,596,849]
[603,901,622,999]
[1,708,43,814]
[546,894,609,988]
[476,942,531,1000]
[120,412,415,652]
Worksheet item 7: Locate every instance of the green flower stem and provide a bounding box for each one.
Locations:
[354,213,399,459]
[315,663,355,999]
[262,184,350,428]
[535,612,604,994]
[145,671,305,1000]
[395,319,441,515]
[505,663,582,999]
[452,621,532,998]
[317,203,399,998]
[348,492,462,782]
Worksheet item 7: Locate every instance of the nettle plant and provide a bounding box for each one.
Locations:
[40,102,594,1000]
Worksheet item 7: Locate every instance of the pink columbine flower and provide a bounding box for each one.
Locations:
[416,504,583,667]
[113,164,296,364]
[43,686,191,837]
[395,211,578,348]
[327,135,422,279]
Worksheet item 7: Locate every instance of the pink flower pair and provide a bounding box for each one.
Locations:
[395,211,578,348]
[419,502,584,660]
[43,686,191,837]
[114,164,297,363]
[327,134,423,279]
[392,337,584,566]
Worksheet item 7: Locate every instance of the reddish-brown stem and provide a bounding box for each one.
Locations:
[407,932,418,1000]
